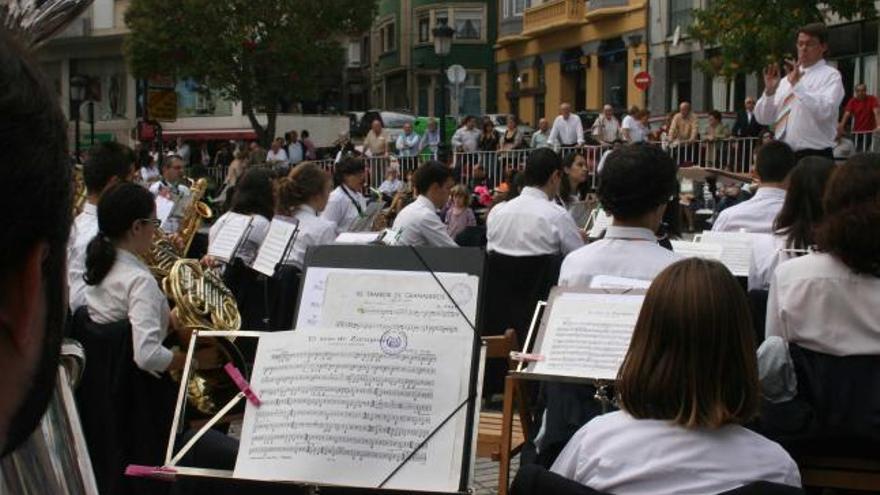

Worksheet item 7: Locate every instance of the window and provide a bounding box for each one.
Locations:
[461,72,483,117]
[454,9,482,40]
[504,0,531,18]
[384,22,396,52]
[176,78,233,118]
[669,0,693,35]
[418,14,430,43]
[347,41,361,68]
[69,57,128,121]
[436,9,449,31]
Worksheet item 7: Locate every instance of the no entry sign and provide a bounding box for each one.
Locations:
[634,71,652,91]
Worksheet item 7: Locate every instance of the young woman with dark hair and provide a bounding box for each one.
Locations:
[208,168,273,267]
[84,183,194,374]
[552,259,800,493]
[321,157,366,234]
[767,153,880,356]
[557,151,590,206]
[749,156,834,290]
[277,162,337,268]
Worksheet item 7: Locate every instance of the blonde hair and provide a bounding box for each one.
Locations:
[451,184,470,206]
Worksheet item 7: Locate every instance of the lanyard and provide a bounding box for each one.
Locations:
[340,185,364,217]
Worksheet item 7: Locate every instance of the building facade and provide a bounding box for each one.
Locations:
[369,0,498,117]
[495,0,649,127]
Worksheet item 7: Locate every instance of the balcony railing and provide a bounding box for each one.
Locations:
[522,0,585,36]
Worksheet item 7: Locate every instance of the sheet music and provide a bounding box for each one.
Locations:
[252,217,299,277]
[335,232,382,244]
[671,240,724,261]
[530,291,645,380]
[155,195,175,224]
[233,329,470,491]
[695,231,757,276]
[567,201,593,229]
[588,209,613,238]
[296,268,478,336]
[589,275,651,289]
[207,212,252,262]
[349,201,385,232]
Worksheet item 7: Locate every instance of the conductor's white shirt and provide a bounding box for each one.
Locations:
[487,186,583,256]
[754,59,844,151]
[767,252,880,356]
[208,212,271,267]
[548,114,585,147]
[559,226,680,287]
[284,206,337,268]
[551,411,801,494]
[392,195,457,247]
[68,202,99,312]
[85,248,174,374]
[321,184,366,235]
[712,187,786,234]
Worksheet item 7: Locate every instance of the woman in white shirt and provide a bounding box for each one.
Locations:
[321,157,366,234]
[749,156,834,290]
[84,183,210,374]
[208,168,273,268]
[278,162,337,268]
[557,151,590,206]
[552,258,801,494]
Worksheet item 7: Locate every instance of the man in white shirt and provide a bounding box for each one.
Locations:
[712,140,795,233]
[396,122,421,171]
[591,104,621,144]
[621,108,648,143]
[487,148,584,256]
[754,23,844,162]
[265,137,289,172]
[149,155,192,233]
[530,118,551,149]
[420,118,441,158]
[68,142,137,312]
[286,130,304,165]
[548,103,585,148]
[451,115,480,152]
[392,162,457,247]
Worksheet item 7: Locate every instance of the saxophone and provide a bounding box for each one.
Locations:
[177,177,213,257]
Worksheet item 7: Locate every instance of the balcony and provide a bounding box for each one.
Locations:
[585,0,643,21]
[522,0,585,37]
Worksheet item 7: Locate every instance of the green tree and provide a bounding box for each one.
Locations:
[690,0,876,79]
[125,0,377,146]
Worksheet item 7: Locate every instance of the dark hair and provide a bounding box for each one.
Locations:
[774,156,834,250]
[83,142,135,194]
[708,110,722,121]
[798,22,828,44]
[230,168,275,219]
[277,162,330,213]
[559,151,587,203]
[84,183,154,286]
[0,30,72,454]
[598,144,678,220]
[413,161,453,195]
[815,153,880,276]
[755,140,795,183]
[160,154,184,171]
[523,148,562,187]
[618,258,759,428]
[301,130,310,138]
[333,157,365,186]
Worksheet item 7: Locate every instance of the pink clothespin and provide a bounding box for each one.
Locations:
[125,465,177,480]
[224,362,261,406]
[509,351,544,362]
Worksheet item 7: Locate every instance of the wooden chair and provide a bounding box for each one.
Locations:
[476,329,533,495]
[797,455,880,491]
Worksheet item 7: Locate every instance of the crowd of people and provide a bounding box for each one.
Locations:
[2,20,880,495]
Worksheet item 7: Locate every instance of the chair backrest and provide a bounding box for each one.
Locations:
[483,328,520,370]
[747,289,769,346]
[510,464,608,495]
[222,258,270,332]
[717,481,805,494]
[269,264,302,331]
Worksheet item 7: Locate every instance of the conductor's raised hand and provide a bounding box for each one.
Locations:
[784,58,802,87]
[763,63,781,96]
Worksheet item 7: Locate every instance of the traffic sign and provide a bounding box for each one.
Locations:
[447,64,466,84]
[147,89,178,122]
[634,71,652,91]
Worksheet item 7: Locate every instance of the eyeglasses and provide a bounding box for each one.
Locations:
[139,218,161,227]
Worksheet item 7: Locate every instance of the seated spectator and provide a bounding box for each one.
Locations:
[445,185,476,240]
[552,258,801,493]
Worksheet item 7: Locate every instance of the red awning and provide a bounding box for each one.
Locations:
[159,128,258,141]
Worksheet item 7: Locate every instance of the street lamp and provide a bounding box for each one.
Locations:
[432,19,454,162]
[70,75,87,163]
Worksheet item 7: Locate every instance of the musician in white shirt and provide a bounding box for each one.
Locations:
[84,183,218,374]
[548,103,585,148]
[392,162,458,247]
[754,23,844,161]
[713,141,795,234]
[748,157,834,290]
[68,142,137,312]
[766,155,880,356]
[277,163,337,269]
[148,155,191,233]
[207,169,273,268]
[553,259,800,493]
[487,148,584,256]
[321,158,367,235]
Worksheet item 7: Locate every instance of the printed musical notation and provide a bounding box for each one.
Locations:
[233,329,471,491]
[252,217,298,277]
[693,231,758,277]
[531,292,645,380]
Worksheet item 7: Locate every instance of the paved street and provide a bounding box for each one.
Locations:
[473,455,520,495]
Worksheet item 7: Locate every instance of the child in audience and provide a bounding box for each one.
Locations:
[445,185,476,240]
[552,258,801,494]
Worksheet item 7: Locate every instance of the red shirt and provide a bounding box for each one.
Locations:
[844,95,879,132]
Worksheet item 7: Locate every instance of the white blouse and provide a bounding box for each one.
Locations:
[283,206,337,269]
[321,185,366,234]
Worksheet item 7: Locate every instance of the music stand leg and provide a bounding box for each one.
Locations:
[498,374,516,495]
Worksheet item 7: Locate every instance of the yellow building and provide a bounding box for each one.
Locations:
[495,0,648,126]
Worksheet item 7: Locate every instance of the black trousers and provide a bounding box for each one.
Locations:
[793,147,833,163]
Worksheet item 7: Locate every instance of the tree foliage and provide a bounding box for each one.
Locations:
[690,0,876,79]
[125,0,377,145]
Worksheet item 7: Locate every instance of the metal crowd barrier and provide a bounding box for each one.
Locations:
[452,146,604,190]
[655,137,761,174]
[850,131,878,154]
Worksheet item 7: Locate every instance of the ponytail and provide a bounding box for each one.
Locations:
[84,233,117,285]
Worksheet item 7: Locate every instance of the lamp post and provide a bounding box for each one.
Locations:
[432,19,454,163]
[70,75,87,163]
